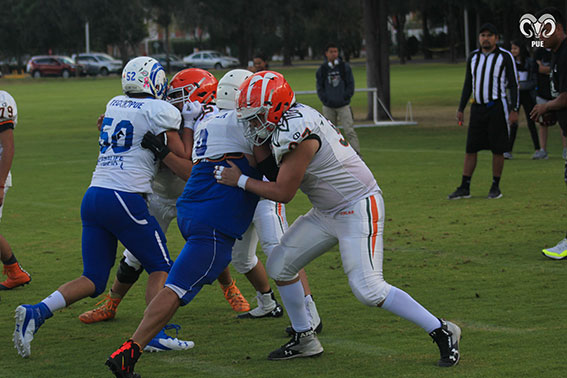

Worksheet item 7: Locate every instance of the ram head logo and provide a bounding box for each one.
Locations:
[520,13,556,39]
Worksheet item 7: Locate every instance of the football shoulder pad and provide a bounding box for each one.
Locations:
[271,104,320,165]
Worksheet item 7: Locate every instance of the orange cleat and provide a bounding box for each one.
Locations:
[79,294,121,324]
[221,279,250,312]
[0,262,31,290]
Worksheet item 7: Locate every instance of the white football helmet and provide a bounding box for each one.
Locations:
[0,90,18,127]
[216,69,253,110]
[121,57,167,100]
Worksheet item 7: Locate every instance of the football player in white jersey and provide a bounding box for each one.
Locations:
[13,57,190,358]
[215,71,462,367]
[78,69,219,353]
[0,91,32,293]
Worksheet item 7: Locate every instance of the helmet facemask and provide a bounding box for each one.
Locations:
[167,77,206,106]
[238,89,276,146]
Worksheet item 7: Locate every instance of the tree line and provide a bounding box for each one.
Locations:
[1,0,565,116]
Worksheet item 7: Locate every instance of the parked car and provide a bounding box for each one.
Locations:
[182,50,239,69]
[73,53,122,76]
[152,54,189,72]
[26,55,83,78]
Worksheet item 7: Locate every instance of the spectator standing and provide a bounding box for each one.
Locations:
[449,23,519,200]
[316,43,360,155]
[533,46,567,159]
[505,40,540,159]
[530,8,567,259]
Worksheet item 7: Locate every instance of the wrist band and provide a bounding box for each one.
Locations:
[237,175,249,190]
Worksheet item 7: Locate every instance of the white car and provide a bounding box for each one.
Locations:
[73,53,123,76]
[182,50,239,69]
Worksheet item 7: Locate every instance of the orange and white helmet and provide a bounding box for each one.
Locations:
[236,71,295,145]
[167,68,218,106]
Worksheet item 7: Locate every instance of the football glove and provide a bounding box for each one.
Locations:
[142,131,170,160]
[182,100,203,130]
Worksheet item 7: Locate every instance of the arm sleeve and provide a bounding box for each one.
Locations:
[344,63,355,100]
[505,52,520,109]
[316,67,326,103]
[458,54,473,111]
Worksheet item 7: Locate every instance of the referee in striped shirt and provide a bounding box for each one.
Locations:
[449,23,519,200]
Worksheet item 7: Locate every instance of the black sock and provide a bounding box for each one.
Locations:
[4,254,17,265]
[460,175,471,189]
[492,176,501,188]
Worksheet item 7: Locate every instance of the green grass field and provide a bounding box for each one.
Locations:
[0,63,566,377]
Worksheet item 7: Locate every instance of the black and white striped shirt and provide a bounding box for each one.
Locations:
[459,47,519,111]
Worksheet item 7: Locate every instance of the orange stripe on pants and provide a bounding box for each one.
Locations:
[369,195,379,258]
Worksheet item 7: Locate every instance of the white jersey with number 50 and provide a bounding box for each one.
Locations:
[271,103,380,215]
[90,95,181,194]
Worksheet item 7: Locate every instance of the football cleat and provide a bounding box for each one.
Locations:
[429,319,461,367]
[13,303,51,358]
[447,187,470,200]
[268,328,324,360]
[221,279,250,312]
[143,324,195,352]
[542,238,567,260]
[106,339,142,378]
[79,294,121,324]
[0,262,31,290]
[237,291,283,319]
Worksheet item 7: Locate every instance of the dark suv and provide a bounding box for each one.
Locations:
[26,55,82,78]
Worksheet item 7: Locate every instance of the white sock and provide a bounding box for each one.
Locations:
[277,281,310,332]
[41,290,67,313]
[381,286,441,333]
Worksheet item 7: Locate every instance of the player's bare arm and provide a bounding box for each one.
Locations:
[216,138,318,203]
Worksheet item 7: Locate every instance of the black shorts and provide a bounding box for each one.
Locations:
[466,100,509,154]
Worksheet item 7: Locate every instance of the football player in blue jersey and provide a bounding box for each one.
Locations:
[13,57,190,359]
[105,68,265,378]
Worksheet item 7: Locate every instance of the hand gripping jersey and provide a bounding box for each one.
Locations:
[177,106,259,239]
[271,103,380,215]
[152,103,219,200]
[90,95,181,194]
[0,90,17,188]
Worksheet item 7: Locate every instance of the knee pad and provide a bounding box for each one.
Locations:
[232,254,258,274]
[116,256,143,284]
[349,274,391,307]
[266,245,298,281]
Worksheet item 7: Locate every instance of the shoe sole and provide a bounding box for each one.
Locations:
[237,305,283,319]
[13,306,32,358]
[79,313,116,324]
[106,359,140,378]
[0,278,32,290]
[541,251,567,260]
[447,195,471,200]
[144,340,195,352]
[487,194,503,199]
[268,350,324,360]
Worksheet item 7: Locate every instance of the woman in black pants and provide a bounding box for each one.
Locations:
[505,40,541,159]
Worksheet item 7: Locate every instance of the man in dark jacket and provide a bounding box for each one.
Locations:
[316,43,360,154]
